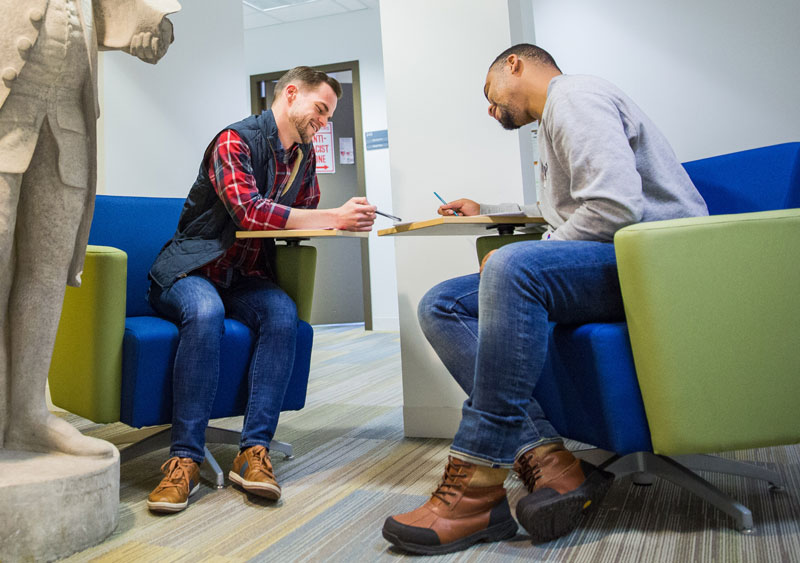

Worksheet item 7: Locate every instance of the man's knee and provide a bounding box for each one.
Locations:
[418,280,454,335]
[182,297,225,329]
[417,287,437,331]
[481,243,528,282]
[479,244,555,309]
[270,291,298,329]
[481,242,555,284]
[246,289,298,334]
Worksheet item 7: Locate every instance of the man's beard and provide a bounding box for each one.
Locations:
[497,107,523,130]
[291,115,314,143]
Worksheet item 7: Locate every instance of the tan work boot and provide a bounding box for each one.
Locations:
[382,456,518,554]
[229,445,281,500]
[513,442,613,542]
[147,457,201,513]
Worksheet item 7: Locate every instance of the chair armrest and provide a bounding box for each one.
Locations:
[274,244,317,324]
[49,245,127,423]
[614,208,800,454]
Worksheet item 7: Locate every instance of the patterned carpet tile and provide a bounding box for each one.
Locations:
[59,326,800,563]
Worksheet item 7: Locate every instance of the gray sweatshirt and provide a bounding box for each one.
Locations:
[481,74,708,241]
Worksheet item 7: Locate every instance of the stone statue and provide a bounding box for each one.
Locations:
[0,0,180,458]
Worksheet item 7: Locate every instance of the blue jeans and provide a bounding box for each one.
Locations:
[418,241,624,468]
[149,274,298,463]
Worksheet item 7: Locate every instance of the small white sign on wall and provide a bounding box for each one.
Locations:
[313,122,335,174]
[339,137,354,164]
[531,121,542,208]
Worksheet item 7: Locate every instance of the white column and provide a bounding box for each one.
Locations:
[379,0,525,437]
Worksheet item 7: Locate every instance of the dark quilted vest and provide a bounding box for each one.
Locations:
[149,110,314,288]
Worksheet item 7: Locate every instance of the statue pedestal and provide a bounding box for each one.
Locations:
[0,447,119,561]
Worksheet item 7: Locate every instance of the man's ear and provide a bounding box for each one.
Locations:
[508,54,523,76]
[285,84,298,104]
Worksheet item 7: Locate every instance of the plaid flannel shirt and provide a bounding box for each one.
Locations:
[198,129,320,286]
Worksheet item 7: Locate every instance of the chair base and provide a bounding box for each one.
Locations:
[573,449,785,533]
[111,425,293,489]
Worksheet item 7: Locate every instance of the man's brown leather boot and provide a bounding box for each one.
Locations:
[514,442,613,542]
[382,456,519,554]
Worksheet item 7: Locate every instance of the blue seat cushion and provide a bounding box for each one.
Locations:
[535,322,653,455]
[121,316,313,428]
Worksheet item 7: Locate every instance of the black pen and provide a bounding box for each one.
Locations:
[376,209,402,222]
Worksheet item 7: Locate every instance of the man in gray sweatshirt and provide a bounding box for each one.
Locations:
[382,44,708,555]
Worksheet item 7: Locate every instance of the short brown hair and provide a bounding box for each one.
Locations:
[272,66,342,102]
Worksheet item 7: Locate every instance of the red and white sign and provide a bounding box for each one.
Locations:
[312,122,335,174]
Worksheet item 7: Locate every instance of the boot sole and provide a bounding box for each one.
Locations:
[517,465,613,543]
[147,483,200,513]
[382,517,518,555]
[228,471,281,500]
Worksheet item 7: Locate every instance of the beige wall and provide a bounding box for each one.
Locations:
[531,0,800,162]
[379,0,526,437]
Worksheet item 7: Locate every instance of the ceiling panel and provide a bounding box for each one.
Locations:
[268,0,347,23]
[244,0,312,11]
[332,0,367,11]
[243,0,375,29]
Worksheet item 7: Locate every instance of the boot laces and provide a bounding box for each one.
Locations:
[431,458,470,506]
[515,450,543,493]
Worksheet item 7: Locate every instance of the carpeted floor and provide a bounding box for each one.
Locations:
[61,325,800,562]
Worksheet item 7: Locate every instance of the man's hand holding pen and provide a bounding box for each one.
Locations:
[436,197,480,217]
[335,197,376,231]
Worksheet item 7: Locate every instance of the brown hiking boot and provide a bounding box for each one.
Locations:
[513,443,613,542]
[147,457,201,513]
[229,445,281,500]
[382,456,518,554]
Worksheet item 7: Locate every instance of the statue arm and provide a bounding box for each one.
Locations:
[94,0,181,63]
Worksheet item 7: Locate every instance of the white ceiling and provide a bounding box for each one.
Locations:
[243,0,378,30]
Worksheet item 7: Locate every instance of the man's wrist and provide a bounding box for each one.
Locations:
[286,207,337,229]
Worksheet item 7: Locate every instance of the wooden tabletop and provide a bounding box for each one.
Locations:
[377,215,545,237]
[236,229,369,239]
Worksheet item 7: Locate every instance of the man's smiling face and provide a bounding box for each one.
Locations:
[287,82,339,144]
[484,61,536,130]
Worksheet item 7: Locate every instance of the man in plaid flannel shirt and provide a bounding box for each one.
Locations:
[146,67,376,513]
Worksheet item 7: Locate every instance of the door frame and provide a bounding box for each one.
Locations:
[249,61,373,330]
